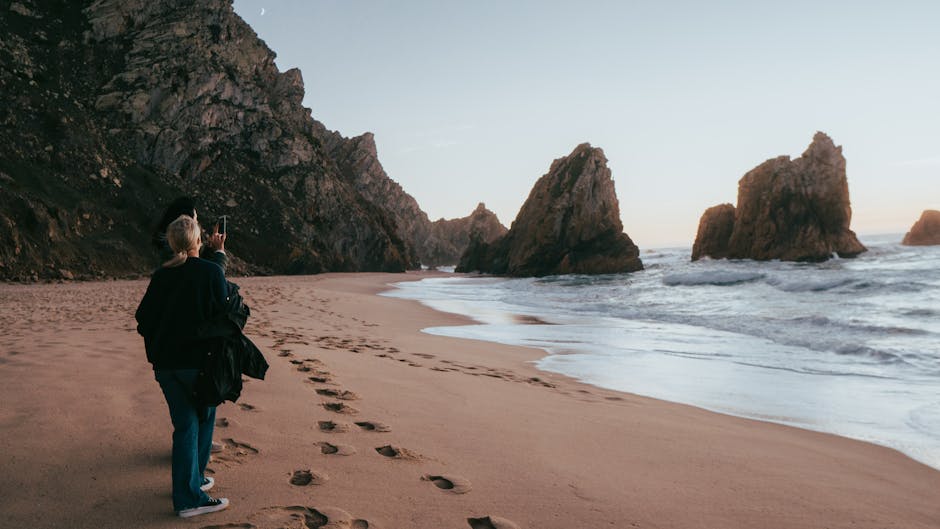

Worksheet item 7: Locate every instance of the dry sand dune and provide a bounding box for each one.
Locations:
[1,272,938,529]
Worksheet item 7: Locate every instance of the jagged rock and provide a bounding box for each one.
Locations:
[691,204,735,260]
[902,210,940,246]
[458,144,643,276]
[421,203,507,268]
[313,126,429,268]
[0,0,419,279]
[692,132,866,262]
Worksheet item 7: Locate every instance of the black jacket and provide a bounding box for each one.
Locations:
[136,257,227,369]
[194,281,268,406]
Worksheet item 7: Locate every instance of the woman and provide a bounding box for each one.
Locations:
[136,215,230,518]
[151,196,228,455]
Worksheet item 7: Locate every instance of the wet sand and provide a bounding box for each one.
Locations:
[1,272,938,529]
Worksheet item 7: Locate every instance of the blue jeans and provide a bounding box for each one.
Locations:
[155,369,216,511]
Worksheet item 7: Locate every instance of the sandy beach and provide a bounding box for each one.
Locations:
[1,271,938,529]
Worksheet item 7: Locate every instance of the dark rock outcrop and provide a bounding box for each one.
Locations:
[0,0,422,280]
[457,144,643,276]
[420,203,507,268]
[691,204,736,261]
[692,132,866,262]
[902,210,940,246]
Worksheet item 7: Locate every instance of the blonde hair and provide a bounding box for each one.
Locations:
[162,215,202,268]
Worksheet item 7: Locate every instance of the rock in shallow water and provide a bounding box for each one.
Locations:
[458,143,643,276]
[693,132,866,262]
[902,210,940,246]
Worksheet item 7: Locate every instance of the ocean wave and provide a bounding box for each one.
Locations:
[731,360,897,379]
[901,308,939,317]
[768,277,857,292]
[790,315,832,326]
[535,274,627,287]
[786,316,929,337]
[662,271,765,287]
[833,345,909,365]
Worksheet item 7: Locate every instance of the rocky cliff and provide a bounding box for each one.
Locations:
[311,125,430,268]
[0,0,428,280]
[902,210,940,246]
[421,203,507,268]
[457,144,643,276]
[692,132,866,262]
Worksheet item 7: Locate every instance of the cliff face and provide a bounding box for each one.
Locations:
[692,132,866,262]
[0,0,419,280]
[457,144,643,277]
[312,125,430,268]
[420,203,507,268]
[309,124,508,267]
[902,210,940,246]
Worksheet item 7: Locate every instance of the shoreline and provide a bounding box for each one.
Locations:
[388,266,940,473]
[1,272,938,528]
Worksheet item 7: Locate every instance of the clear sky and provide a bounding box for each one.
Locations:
[232,0,939,248]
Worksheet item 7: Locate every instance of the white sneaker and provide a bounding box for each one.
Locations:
[178,497,229,518]
[200,476,214,492]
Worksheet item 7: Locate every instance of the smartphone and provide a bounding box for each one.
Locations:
[218,215,227,234]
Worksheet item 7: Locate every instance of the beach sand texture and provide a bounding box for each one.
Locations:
[1,272,938,529]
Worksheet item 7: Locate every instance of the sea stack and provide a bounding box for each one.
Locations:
[692,132,866,262]
[691,204,736,261]
[457,143,643,276]
[902,210,940,245]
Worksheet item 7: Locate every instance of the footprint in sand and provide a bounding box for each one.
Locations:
[422,474,472,494]
[215,417,230,428]
[354,421,391,433]
[295,362,325,373]
[248,505,372,529]
[467,516,520,529]
[374,445,420,460]
[198,523,254,529]
[307,374,334,384]
[277,350,294,357]
[318,420,352,433]
[317,442,357,456]
[290,469,329,486]
[315,388,360,400]
[238,403,259,412]
[212,438,259,466]
[322,402,358,415]
[223,439,258,454]
[527,377,556,388]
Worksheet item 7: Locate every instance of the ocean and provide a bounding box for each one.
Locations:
[383,234,940,470]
